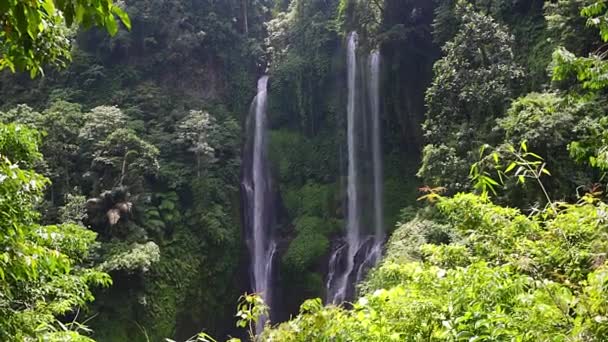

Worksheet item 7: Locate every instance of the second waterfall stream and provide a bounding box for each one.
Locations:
[326,32,385,304]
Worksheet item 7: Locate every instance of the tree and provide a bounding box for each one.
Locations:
[0,101,87,210]
[92,128,160,191]
[79,106,127,149]
[177,110,217,178]
[545,1,608,180]
[0,0,131,77]
[39,101,87,205]
[418,3,524,191]
[0,123,111,340]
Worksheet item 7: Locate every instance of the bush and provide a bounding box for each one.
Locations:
[263,193,608,341]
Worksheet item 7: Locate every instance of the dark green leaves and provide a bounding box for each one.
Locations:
[0,0,131,77]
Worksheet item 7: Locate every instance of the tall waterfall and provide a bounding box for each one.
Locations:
[242,76,275,332]
[370,50,384,249]
[326,34,384,304]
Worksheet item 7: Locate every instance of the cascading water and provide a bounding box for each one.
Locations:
[242,76,275,332]
[369,51,383,247]
[365,50,384,272]
[327,32,360,304]
[326,34,384,304]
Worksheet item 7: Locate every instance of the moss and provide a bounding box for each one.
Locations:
[141,227,202,339]
[268,130,306,184]
[90,224,203,341]
[383,176,419,234]
[302,272,324,297]
[283,231,329,274]
[295,215,341,236]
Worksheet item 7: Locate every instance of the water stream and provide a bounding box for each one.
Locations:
[242,76,275,332]
[326,34,384,304]
[370,51,384,249]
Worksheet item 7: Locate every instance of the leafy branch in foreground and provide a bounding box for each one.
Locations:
[470,141,555,211]
[236,293,269,341]
[0,123,112,340]
[170,293,268,342]
[0,0,131,76]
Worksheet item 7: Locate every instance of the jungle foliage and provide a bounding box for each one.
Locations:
[2,0,608,341]
[0,122,111,341]
[1,0,268,340]
[257,0,608,341]
[262,192,608,341]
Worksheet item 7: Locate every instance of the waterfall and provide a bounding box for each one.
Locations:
[369,50,384,271]
[326,34,384,304]
[370,51,383,246]
[327,32,360,304]
[242,76,274,332]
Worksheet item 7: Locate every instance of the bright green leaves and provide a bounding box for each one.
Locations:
[236,293,269,339]
[0,122,43,164]
[582,0,608,41]
[0,0,131,77]
[470,142,555,210]
[552,47,608,90]
[0,123,111,340]
[550,1,608,91]
[568,116,608,171]
[99,241,160,273]
[111,5,131,33]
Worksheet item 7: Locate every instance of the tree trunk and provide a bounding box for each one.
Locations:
[119,150,128,187]
[197,154,201,179]
[243,0,249,35]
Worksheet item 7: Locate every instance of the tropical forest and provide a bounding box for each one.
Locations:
[2,0,608,341]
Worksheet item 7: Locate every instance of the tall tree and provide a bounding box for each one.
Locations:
[92,128,160,192]
[177,110,217,178]
[418,2,523,190]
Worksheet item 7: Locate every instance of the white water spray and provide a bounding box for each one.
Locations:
[243,76,274,332]
[327,34,385,304]
[330,32,360,304]
[370,51,383,244]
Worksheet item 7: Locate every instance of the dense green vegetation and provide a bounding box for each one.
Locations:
[2,0,608,341]
[258,0,608,340]
[1,1,263,340]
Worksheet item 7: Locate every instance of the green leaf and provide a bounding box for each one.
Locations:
[104,16,118,36]
[112,5,131,30]
[42,0,56,15]
[525,152,543,160]
[505,162,517,173]
[484,176,499,186]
